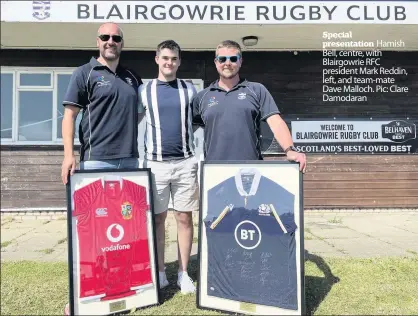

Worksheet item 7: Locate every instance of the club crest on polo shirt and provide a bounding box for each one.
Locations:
[238,92,247,100]
[125,77,133,86]
[258,204,271,216]
[121,202,133,220]
[97,76,111,87]
[208,96,219,107]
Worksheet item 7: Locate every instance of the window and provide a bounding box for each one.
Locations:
[20,73,52,87]
[1,73,13,139]
[1,68,80,145]
[1,69,204,146]
[56,73,82,140]
[18,91,53,141]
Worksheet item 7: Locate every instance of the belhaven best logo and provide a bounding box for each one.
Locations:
[381,120,416,143]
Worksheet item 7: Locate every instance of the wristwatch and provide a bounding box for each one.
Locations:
[284,145,299,154]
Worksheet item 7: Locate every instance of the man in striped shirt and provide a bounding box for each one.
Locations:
[138,40,198,294]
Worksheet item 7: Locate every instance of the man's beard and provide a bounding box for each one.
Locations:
[219,68,238,80]
[101,47,120,61]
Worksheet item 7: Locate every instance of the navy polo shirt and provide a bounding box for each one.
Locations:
[63,57,142,161]
[191,79,280,161]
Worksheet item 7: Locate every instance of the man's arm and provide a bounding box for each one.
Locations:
[266,114,293,152]
[137,82,149,163]
[137,82,148,122]
[192,124,201,133]
[130,70,144,125]
[61,67,87,184]
[256,82,307,173]
[266,114,306,173]
[138,112,146,124]
[186,82,203,133]
[61,105,81,184]
[191,91,205,128]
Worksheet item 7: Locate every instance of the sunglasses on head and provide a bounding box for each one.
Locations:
[216,55,241,63]
[98,34,123,43]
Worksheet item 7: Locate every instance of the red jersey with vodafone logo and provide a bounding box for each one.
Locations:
[73,178,152,302]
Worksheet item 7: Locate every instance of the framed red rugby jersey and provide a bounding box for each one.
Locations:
[66,169,160,316]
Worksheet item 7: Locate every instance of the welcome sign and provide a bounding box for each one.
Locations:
[291,119,418,154]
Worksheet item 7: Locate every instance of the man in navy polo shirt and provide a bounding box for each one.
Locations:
[138,40,198,294]
[61,22,142,185]
[191,40,307,172]
[61,22,143,316]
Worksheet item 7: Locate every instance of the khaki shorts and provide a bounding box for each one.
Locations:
[144,156,199,215]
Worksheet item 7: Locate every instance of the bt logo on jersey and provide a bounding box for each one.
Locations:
[101,224,130,252]
[234,220,261,250]
[241,229,255,240]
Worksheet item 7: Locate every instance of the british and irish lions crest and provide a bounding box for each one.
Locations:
[32,1,51,20]
[121,202,133,220]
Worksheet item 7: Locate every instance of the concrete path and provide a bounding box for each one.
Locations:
[1,211,417,263]
[304,212,417,258]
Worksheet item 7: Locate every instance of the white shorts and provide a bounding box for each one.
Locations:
[144,156,199,215]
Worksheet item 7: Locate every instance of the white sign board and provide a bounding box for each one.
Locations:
[1,1,418,24]
[291,119,417,154]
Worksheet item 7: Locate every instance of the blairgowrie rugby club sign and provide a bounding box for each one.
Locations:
[1,1,418,24]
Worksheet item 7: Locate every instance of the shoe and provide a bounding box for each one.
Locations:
[177,271,196,294]
[159,271,169,289]
[64,303,70,315]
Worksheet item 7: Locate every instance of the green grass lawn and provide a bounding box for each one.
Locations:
[1,254,417,315]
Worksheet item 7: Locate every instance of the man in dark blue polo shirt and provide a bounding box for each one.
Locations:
[61,22,143,316]
[61,22,142,185]
[191,40,307,172]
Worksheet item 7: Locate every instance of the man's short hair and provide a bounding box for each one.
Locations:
[157,40,182,59]
[216,40,242,56]
[97,22,124,38]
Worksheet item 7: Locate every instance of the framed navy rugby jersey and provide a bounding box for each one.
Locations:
[197,162,304,315]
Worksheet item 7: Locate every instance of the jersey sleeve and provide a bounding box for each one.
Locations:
[73,181,98,217]
[125,180,149,212]
[63,67,89,109]
[186,80,198,100]
[206,181,232,223]
[136,186,149,213]
[126,68,143,88]
[191,90,205,127]
[255,83,281,121]
[268,181,297,233]
[138,81,150,113]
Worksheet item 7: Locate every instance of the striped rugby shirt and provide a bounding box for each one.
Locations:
[138,79,197,161]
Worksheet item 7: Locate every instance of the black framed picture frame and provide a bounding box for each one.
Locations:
[196,161,305,315]
[66,168,160,316]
